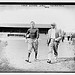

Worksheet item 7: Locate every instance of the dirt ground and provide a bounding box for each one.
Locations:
[0,34,75,72]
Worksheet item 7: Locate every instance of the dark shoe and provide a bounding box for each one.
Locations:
[25,60,31,63]
[47,60,51,64]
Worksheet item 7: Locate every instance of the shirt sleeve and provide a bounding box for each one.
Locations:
[55,30,62,41]
[47,29,51,39]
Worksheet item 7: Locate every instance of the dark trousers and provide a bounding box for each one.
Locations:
[53,41,59,56]
[67,36,70,41]
[62,36,65,42]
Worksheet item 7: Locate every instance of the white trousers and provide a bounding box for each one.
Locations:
[48,39,57,62]
[27,38,38,53]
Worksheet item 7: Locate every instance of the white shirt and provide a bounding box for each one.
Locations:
[48,29,56,39]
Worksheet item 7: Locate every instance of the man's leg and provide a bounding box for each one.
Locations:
[47,41,54,63]
[67,36,69,41]
[35,51,38,60]
[26,50,32,62]
[27,52,31,61]
[62,36,64,42]
[53,42,58,56]
[34,40,38,60]
[53,41,59,62]
[25,39,32,62]
[71,36,72,41]
[26,48,32,62]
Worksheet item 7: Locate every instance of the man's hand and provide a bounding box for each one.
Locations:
[34,39,38,42]
[25,38,28,43]
[47,39,51,46]
[26,34,30,38]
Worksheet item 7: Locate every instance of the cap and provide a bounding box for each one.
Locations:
[51,23,56,26]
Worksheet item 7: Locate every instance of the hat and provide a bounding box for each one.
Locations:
[51,23,56,26]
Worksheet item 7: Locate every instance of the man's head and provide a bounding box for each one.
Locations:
[51,23,56,29]
[30,21,35,28]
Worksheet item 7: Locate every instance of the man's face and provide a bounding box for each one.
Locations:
[30,22,35,28]
[51,25,54,29]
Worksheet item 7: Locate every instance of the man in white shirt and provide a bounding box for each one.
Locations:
[47,23,62,63]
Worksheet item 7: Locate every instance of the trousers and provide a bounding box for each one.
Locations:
[48,39,58,61]
[27,38,38,53]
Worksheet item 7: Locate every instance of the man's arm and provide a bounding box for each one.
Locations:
[25,29,30,39]
[47,29,51,46]
[47,29,51,39]
[36,29,39,39]
[55,30,62,42]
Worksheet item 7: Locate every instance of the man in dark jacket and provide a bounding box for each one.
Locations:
[25,21,39,63]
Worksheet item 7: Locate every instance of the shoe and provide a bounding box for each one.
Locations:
[47,60,51,64]
[25,59,31,63]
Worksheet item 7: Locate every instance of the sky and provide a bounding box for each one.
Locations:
[0,6,75,32]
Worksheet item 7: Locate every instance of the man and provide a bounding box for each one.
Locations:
[71,33,73,41]
[47,23,62,63]
[60,31,65,42]
[25,21,39,63]
[62,34,65,42]
[67,35,70,41]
